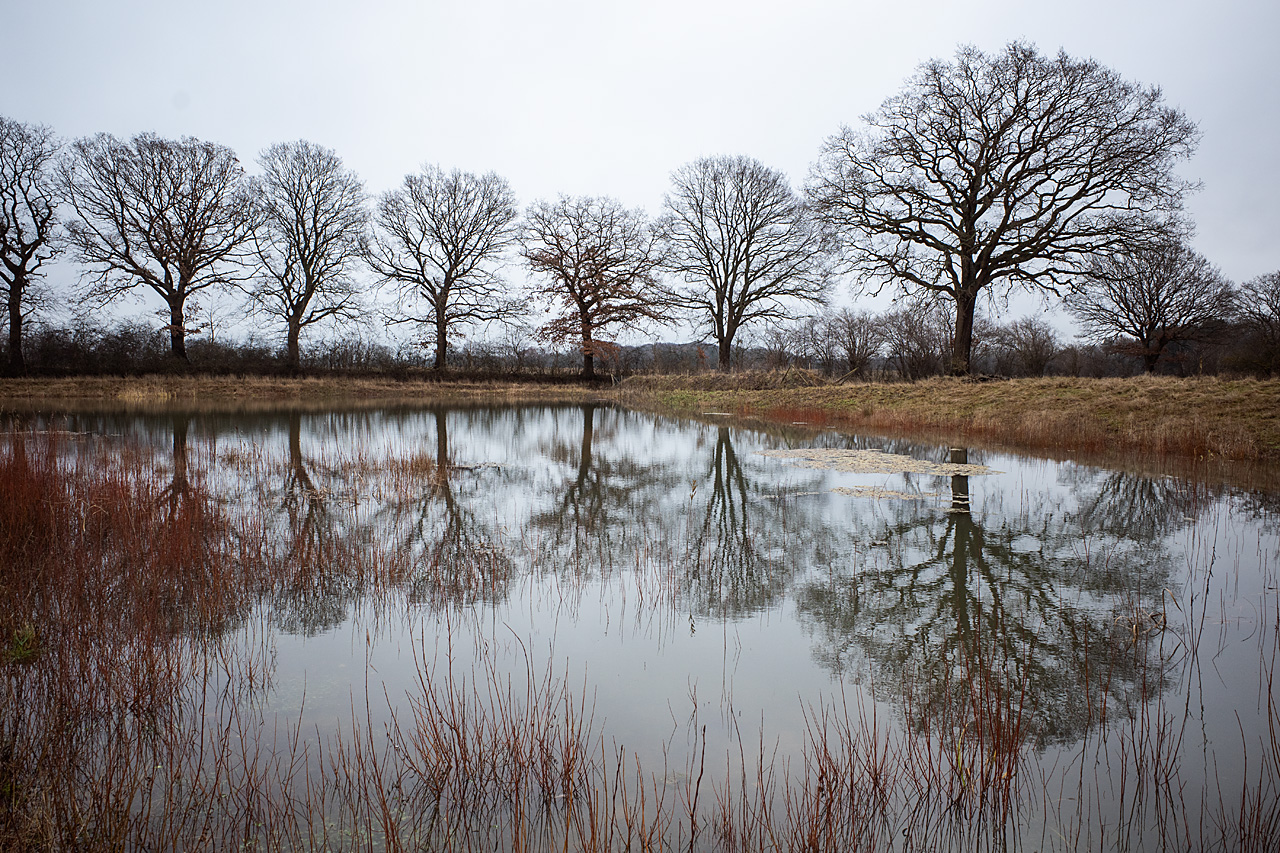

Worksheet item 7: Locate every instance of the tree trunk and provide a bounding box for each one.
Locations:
[950,290,978,376]
[168,300,189,362]
[717,337,733,372]
[286,322,302,375]
[7,283,25,375]
[434,309,448,371]
[435,409,450,483]
[577,404,595,494]
[165,416,190,518]
[949,447,971,513]
[581,324,596,379]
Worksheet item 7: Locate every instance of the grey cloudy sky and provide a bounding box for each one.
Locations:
[5,0,1277,326]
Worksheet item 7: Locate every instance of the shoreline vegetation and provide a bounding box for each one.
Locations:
[2,371,1278,469]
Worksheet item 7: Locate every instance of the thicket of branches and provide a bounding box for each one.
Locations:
[7,297,1267,381]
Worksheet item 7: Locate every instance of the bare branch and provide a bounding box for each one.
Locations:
[1066,232,1233,372]
[810,42,1200,374]
[660,155,832,371]
[365,166,521,370]
[0,116,62,374]
[247,140,368,372]
[60,132,258,360]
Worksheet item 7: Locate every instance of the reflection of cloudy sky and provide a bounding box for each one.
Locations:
[8,0,1277,335]
[29,405,1275,755]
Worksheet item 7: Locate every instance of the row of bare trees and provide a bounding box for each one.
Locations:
[2,122,829,378]
[4,41,1277,378]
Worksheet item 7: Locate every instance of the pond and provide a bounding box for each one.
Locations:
[1,402,1277,851]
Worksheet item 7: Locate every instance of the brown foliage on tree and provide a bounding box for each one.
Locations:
[522,196,666,379]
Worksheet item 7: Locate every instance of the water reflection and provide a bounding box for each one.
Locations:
[5,402,1274,850]
[529,404,664,564]
[373,408,515,609]
[1069,465,1214,540]
[682,425,823,618]
[162,414,191,515]
[793,445,1177,748]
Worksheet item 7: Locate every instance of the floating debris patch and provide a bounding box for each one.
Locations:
[758,448,1001,476]
[832,485,940,500]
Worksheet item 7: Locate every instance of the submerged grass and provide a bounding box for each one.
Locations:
[1,426,1277,850]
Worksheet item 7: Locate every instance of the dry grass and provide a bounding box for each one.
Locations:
[619,373,1280,464]
[0,375,605,408]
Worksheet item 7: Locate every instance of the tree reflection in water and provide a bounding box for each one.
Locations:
[681,425,833,619]
[372,407,515,609]
[529,404,683,579]
[4,403,1275,849]
[794,447,1180,751]
[269,410,357,634]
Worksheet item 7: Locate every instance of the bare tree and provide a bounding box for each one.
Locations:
[987,316,1061,377]
[366,167,521,370]
[522,196,666,379]
[828,307,884,379]
[792,315,841,375]
[61,133,257,361]
[759,322,797,370]
[1066,234,1233,373]
[1,117,61,375]
[882,300,952,380]
[810,42,1200,375]
[1236,272,1280,374]
[248,140,368,373]
[496,319,535,372]
[660,155,832,371]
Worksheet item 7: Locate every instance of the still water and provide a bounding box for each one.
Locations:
[4,402,1278,851]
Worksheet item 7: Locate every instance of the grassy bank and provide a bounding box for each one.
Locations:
[618,373,1280,464]
[4,372,1279,465]
[0,374,605,407]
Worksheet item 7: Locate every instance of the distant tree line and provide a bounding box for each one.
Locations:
[3,42,1277,380]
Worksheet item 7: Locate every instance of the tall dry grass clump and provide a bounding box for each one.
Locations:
[0,430,258,849]
[623,368,831,392]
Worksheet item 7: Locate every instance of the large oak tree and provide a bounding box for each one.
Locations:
[810,42,1200,374]
[365,167,520,370]
[248,140,368,373]
[61,133,257,361]
[0,117,61,375]
[661,155,831,371]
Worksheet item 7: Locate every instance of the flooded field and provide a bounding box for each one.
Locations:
[2,403,1277,851]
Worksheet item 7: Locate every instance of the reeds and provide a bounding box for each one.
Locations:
[2,424,1279,851]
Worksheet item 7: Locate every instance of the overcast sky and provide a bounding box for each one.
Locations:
[5,0,1277,336]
